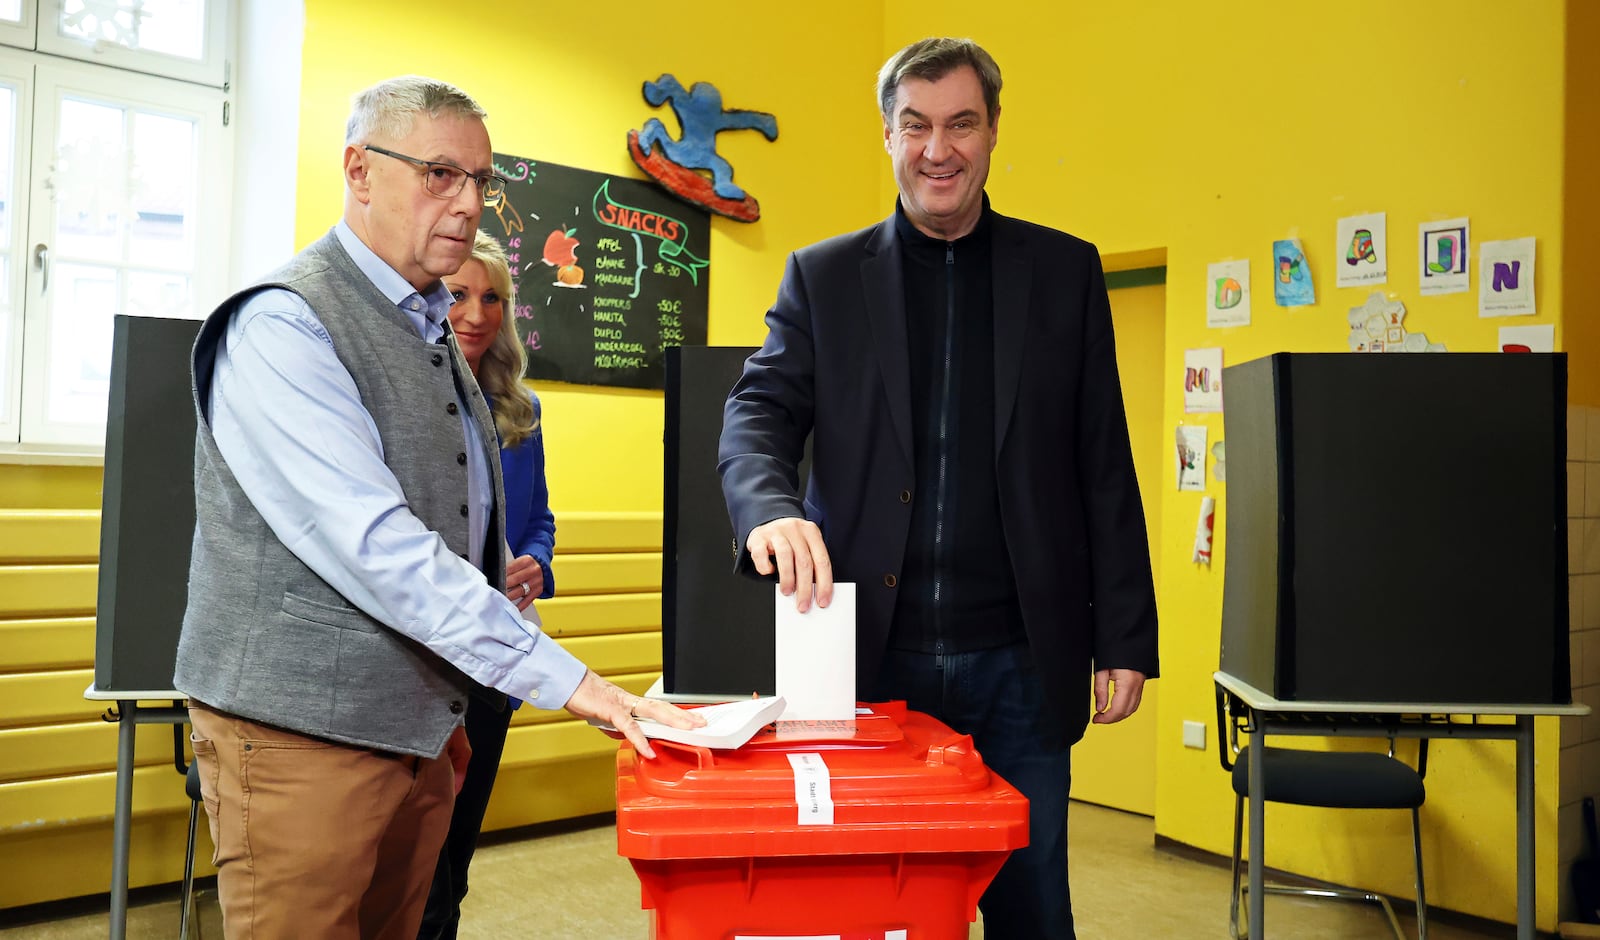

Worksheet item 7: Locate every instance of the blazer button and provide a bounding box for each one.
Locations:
[431,353,444,366]
[457,452,467,465]
[460,504,469,517]
[899,489,912,504]
[884,574,897,588]
[449,700,464,714]
[447,402,459,415]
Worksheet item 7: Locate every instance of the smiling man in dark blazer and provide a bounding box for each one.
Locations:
[718,37,1159,939]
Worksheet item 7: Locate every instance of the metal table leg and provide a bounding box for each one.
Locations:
[108,700,137,940]
[1249,721,1265,938]
[1516,715,1534,940]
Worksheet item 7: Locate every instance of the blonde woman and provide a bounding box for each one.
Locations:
[420,230,554,939]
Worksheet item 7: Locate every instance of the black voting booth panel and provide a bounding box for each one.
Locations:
[662,346,808,697]
[1219,352,1569,705]
[94,314,201,692]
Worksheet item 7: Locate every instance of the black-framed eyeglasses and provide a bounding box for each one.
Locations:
[363,145,507,204]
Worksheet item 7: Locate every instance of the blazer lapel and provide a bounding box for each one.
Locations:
[992,216,1031,455]
[860,219,914,465]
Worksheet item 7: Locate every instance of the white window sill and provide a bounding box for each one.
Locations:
[0,444,104,466]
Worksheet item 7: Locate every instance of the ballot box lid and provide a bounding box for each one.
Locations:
[616,702,1030,860]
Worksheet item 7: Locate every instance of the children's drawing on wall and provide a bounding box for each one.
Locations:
[628,74,779,223]
[1498,323,1553,353]
[1176,424,1208,492]
[1211,440,1226,482]
[1184,347,1224,413]
[1206,259,1250,328]
[1346,292,1445,352]
[1478,237,1536,317]
[1272,238,1315,307]
[1335,212,1387,288]
[1418,217,1469,296]
[1192,496,1216,565]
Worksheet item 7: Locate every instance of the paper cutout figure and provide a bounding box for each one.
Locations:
[1419,217,1469,296]
[1346,292,1445,353]
[1335,213,1387,288]
[629,75,778,222]
[1184,348,1223,413]
[1206,259,1251,328]
[1193,496,1216,565]
[1478,237,1537,317]
[1272,238,1314,307]
[1499,323,1553,353]
[1176,425,1208,492]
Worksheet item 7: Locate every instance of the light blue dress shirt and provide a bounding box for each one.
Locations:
[206,221,586,707]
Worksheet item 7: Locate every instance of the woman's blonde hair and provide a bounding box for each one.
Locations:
[464,230,537,448]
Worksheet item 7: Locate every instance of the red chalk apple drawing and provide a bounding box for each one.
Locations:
[542,227,585,288]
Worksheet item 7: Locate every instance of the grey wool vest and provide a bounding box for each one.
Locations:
[174,231,506,758]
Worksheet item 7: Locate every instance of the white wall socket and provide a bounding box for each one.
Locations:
[1182,720,1206,750]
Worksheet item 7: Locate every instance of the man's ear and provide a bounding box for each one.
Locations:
[990,107,1001,151]
[345,145,372,203]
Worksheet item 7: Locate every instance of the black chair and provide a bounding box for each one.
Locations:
[180,746,203,938]
[1217,686,1428,939]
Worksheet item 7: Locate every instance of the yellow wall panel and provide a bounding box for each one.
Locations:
[539,593,661,638]
[0,510,100,563]
[0,670,102,728]
[0,721,180,784]
[556,512,663,553]
[551,553,662,596]
[0,618,94,671]
[0,565,97,618]
[0,465,102,511]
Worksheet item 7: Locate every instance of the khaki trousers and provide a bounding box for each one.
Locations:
[188,702,455,939]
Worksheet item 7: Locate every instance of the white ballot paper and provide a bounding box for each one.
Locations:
[774,582,856,721]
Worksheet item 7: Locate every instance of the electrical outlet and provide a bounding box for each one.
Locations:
[1182,720,1206,750]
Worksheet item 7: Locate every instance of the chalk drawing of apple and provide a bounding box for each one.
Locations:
[543,228,579,267]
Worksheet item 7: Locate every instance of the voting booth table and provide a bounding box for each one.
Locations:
[615,701,1028,940]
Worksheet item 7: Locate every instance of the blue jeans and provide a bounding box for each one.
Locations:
[869,644,1075,940]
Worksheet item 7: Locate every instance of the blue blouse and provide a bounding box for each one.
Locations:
[497,389,556,598]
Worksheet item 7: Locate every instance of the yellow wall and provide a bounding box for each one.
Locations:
[1565,3,1599,407]
[874,0,1570,927]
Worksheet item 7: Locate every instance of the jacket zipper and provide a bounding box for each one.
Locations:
[934,241,955,669]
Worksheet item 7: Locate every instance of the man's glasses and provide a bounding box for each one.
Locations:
[363,145,508,205]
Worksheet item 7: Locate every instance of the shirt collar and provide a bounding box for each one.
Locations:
[334,220,455,340]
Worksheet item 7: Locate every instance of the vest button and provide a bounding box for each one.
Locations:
[447,402,459,415]
[460,504,469,517]
[449,700,464,714]
[884,573,897,588]
[457,452,467,466]
[431,353,443,366]
[899,489,912,503]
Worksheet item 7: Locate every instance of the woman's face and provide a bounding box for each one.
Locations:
[445,257,504,375]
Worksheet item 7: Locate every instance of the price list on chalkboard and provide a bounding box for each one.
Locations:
[485,151,710,390]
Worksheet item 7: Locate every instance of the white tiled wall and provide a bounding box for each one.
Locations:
[1559,404,1600,919]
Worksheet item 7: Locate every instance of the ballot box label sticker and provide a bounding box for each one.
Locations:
[787,752,835,825]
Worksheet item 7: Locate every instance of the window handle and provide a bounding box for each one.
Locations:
[32,243,47,294]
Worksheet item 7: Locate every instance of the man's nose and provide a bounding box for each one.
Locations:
[451,181,484,217]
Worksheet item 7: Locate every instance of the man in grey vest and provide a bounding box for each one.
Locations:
[176,75,699,940]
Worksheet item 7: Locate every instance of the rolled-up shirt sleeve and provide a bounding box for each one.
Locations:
[207,289,586,708]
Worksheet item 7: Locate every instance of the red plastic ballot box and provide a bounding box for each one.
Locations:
[615,701,1028,940]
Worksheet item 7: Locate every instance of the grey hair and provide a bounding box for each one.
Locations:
[876,38,1002,125]
[345,75,487,145]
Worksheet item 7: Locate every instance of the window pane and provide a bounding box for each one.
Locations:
[127,268,187,318]
[0,0,19,26]
[59,0,205,61]
[46,260,116,426]
[55,96,125,261]
[0,260,10,424]
[0,85,13,257]
[128,110,193,267]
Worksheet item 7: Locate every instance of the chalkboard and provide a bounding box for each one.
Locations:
[487,152,710,390]
[94,314,200,692]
